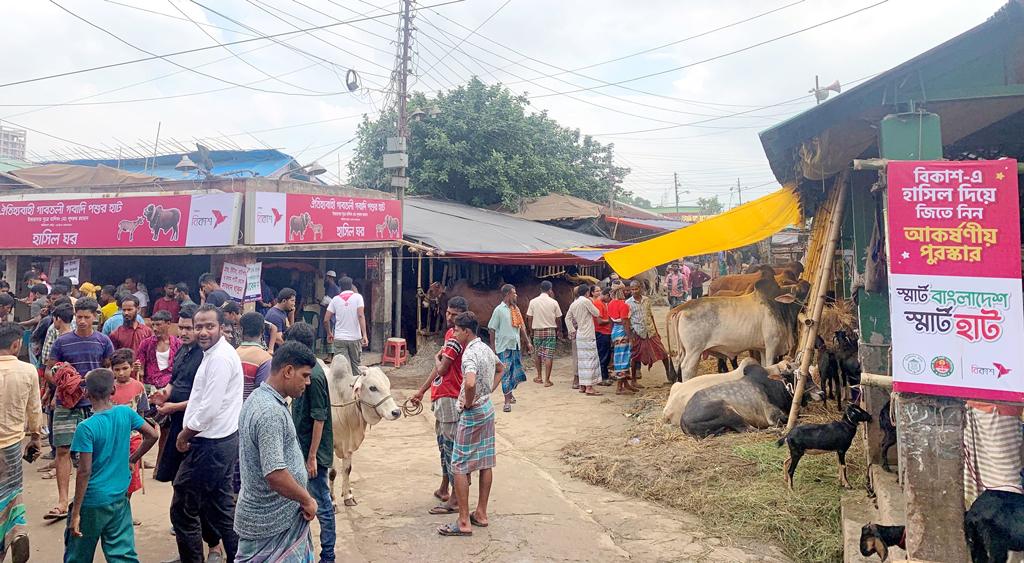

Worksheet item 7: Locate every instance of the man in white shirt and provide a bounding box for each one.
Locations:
[525,280,561,387]
[171,304,243,563]
[323,276,367,375]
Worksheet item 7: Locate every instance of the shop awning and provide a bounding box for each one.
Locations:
[603,186,802,278]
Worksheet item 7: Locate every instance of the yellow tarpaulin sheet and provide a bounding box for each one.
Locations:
[605,186,802,278]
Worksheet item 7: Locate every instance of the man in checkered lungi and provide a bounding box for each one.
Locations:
[411,297,469,515]
[526,281,562,387]
[438,312,505,537]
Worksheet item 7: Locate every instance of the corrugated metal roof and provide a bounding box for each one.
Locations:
[56,149,297,180]
[0,158,32,173]
[404,197,615,254]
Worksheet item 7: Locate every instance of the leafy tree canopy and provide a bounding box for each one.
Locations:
[696,196,724,215]
[347,78,632,208]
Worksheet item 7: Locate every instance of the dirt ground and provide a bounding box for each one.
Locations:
[18,307,791,562]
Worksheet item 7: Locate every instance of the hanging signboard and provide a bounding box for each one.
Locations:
[887,159,1024,402]
[62,258,81,280]
[244,192,401,245]
[0,193,241,249]
[220,262,248,302]
[244,262,263,302]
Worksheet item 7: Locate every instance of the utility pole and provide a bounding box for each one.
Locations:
[674,172,680,214]
[736,178,743,205]
[383,0,414,340]
[606,152,615,214]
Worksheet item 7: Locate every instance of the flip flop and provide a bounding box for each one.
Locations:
[438,523,472,536]
[429,505,457,515]
[43,507,68,521]
[502,404,512,413]
[433,491,449,502]
[543,382,553,387]
[40,471,56,480]
[585,391,603,396]
[532,378,543,384]
[470,513,489,528]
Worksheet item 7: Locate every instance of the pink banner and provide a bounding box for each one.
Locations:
[887,160,1024,402]
[888,160,1021,278]
[246,192,401,245]
[0,193,240,249]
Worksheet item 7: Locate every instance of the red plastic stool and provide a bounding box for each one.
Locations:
[382,338,408,367]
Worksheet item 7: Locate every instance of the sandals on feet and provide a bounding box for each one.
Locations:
[429,505,457,515]
[438,523,472,536]
[43,506,68,521]
[470,513,489,527]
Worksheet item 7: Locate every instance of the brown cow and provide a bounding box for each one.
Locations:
[442,278,575,330]
[708,263,803,296]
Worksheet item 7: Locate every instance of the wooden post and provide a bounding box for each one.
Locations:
[416,252,422,334]
[785,175,849,432]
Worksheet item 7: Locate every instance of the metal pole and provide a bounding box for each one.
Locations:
[736,178,742,204]
[674,172,679,214]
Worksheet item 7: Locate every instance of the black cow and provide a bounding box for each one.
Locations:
[663,358,824,438]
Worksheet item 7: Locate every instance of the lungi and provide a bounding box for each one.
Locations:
[611,323,631,373]
[52,406,90,448]
[432,397,459,480]
[498,349,526,395]
[236,513,314,563]
[631,334,667,368]
[0,443,26,560]
[575,337,601,387]
[450,401,496,475]
[532,328,557,361]
[128,433,143,496]
[963,403,1024,504]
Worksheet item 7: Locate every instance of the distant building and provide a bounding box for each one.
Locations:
[648,205,709,223]
[0,126,26,160]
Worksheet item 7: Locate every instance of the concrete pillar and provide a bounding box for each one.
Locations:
[369,249,392,352]
[5,259,18,295]
[895,394,967,562]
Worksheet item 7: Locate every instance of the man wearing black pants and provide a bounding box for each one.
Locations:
[151,305,225,563]
[171,305,244,563]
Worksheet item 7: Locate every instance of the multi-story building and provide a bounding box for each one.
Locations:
[0,126,26,160]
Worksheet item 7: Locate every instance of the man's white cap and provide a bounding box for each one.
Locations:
[326,270,337,277]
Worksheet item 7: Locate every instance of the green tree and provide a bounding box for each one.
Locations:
[347,78,632,208]
[696,196,724,215]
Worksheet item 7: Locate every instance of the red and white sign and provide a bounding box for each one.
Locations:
[887,160,1024,402]
[0,193,240,249]
[245,192,401,245]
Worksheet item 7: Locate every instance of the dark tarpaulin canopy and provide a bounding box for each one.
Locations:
[402,197,617,264]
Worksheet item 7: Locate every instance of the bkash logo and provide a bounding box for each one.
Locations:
[190,210,228,229]
[970,363,1012,378]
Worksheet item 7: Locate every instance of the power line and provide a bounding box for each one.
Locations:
[0,0,465,90]
[530,0,889,98]
[421,0,512,76]
[48,0,367,97]
[505,0,806,85]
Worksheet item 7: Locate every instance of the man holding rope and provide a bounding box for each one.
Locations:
[410,296,469,515]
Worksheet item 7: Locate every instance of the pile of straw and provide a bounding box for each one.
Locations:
[562,385,866,562]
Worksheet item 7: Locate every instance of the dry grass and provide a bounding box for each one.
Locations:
[561,384,865,563]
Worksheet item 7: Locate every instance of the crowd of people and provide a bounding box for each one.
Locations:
[0,268,372,563]
[0,258,715,560]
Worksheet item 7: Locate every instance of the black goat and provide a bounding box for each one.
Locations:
[815,336,842,411]
[834,330,861,388]
[859,523,905,561]
[879,400,897,472]
[965,489,1024,563]
[777,403,872,490]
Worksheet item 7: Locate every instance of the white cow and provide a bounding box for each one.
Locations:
[327,357,402,507]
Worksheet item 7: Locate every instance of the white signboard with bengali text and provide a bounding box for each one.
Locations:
[220,262,248,302]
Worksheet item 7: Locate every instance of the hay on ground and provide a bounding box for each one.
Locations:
[562,385,865,563]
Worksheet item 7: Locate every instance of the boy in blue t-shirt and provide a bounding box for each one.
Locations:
[64,368,158,563]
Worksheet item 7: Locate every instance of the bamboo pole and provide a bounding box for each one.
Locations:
[784,175,850,432]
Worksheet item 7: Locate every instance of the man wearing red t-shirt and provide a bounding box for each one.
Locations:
[591,286,613,385]
[411,296,469,514]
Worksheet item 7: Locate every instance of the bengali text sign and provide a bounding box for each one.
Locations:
[887,160,1024,401]
[246,192,401,245]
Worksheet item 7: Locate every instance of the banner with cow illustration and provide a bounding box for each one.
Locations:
[0,192,241,249]
[244,192,402,245]
[886,160,1024,402]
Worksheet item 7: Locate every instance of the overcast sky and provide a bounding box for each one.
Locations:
[0,0,1007,206]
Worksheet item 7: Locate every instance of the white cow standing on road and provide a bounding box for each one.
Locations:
[327,357,402,507]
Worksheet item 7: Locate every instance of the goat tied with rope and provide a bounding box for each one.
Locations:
[327,358,402,508]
